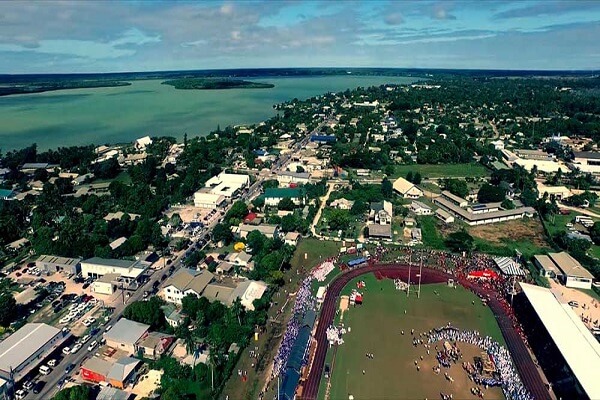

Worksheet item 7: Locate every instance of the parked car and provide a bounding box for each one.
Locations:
[22,381,34,391]
[48,359,57,367]
[64,363,75,375]
[70,343,82,354]
[80,334,91,343]
[39,365,51,375]
[87,341,97,351]
[33,380,46,394]
[105,325,112,332]
[15,389,26,399]
[62,347,71,355]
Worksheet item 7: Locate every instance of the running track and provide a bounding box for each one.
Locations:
[300,263,550,400]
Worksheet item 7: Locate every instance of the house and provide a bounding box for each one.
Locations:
[278,171,311,186]
[367,224,392,240]
[435,208,455,224]
[533,255,561,279]
[216,261,235,274]
[330,198,354,210]
[393,177,423,199]
[411,228,422,242]
[227,251,253,270]
[109,237,127,250]
[162,268,215,304]
[237,224,280,239]
[138,332,175,360]
[161,304,184,328]
[571,151,600,175]
[284,232,301,246]
[227,280,268,311]
[536,252,595,289]
[193,192,226,209]
[264,187,304,207]
[536,183,572,201]
[103,212,140,222]
[410,201,432,216]
[134,136,152,151]
[370,201,393,224]
[81,356,141,389]
[103,318,150,356]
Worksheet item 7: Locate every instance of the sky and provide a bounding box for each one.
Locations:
[0,0,599,74]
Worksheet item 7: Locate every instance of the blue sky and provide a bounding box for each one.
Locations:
[0,0,599,73]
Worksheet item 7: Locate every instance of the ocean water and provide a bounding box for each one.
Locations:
[0,75,417,151]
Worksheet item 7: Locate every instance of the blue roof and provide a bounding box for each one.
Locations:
[302,309,317,329]
[254,149,269,156]
[310,134,336,143]
[279,368,301,400]
[0,189,14,199]
[348,257,368,267]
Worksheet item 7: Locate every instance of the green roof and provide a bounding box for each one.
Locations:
[264,187,304,199]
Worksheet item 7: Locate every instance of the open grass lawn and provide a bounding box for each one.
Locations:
[391,163,490,179]
[290,238,340,272]
[327,274,505,400]
[469,218,552,259]
[94,170,131,184]
[417,215,448,250]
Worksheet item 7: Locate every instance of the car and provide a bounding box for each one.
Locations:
[87,340,97,351]
[568,300,579,307]
[143,291,149,299]
[324,364,331,379]
[62,347,71,355]
[82,319,92,327]
[64,363,75,375]
[15,389,26,399]
[82,282,90,289]
[81,334,91,343]
[22,380,34,391]
[90,327,100,335]
[105,324,113,332]
[33,380,46,394]
[70,343,83,354]
[48,359,57,367]
[56,378,65,388]
[39,365,51,375]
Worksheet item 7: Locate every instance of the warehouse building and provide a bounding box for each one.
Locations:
[103,318,150,356]
[81,257,149,283]
[205,172,250,199]
[193,192,226,209]
[0,323,70,384]
[533,252,594,289]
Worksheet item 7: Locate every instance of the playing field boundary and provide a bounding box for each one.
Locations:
[300,262,551,400]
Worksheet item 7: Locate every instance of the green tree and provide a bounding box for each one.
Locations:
[445,230,475,253]
[123,296,166,330]
[501,199,515,209]
[278,197,296,211]
[226,201,249,221]
[0,293,16,327]
[443,179,469,198]
[211,223,233,245]
[477,184,506,203]
[52,385,92,400]
[590,222,600,245]
[412,172,422,185]
[381,177,393,198]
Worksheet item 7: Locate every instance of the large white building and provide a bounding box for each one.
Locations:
[193,192,226,209]
[277,171,311,186]
[36,254,81,275]
[534,252,594,289]
[0,323,70,384]
[162,269,215,305]
[205,172,250,199]
[571,151,600,175]
[81,257,149,283]
[392,177,423,199]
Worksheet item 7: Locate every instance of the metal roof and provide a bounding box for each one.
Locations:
[36,254,81,266]
[0,323,61,373]
[548,252,595,280]
[434,196,535,222]
[520,283,600,400]
[106,357,140,382]
[533,255,560,273]
[83,257,137,269]
[104,318,149,346]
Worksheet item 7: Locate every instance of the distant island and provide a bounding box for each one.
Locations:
[0,80,131,97]
[162,78,274,90]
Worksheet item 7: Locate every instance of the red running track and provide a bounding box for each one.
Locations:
[300,263,550,400]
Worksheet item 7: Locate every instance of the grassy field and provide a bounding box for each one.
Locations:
[418,215,448,250]
[390,163,490,179]
[326,274,505,400]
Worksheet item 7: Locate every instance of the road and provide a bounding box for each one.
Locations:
[34,117,330,399]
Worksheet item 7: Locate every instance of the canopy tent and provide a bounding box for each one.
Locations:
[493,257,526,276]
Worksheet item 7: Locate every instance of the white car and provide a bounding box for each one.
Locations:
[59,316,72,324]
[105,325,112,332]
[82,319,92,327]
[39,365,51,375]
[62,347,71,355]
[81,334,91,343]
[87,340,97,351]
[15,389,26,399]
[70,343,83,354]
[48,359,57,367]
[87,317,96,324]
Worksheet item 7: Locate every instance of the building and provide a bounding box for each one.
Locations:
[536,183,572,201]
[81,257,149,283]
[264,187,304,207]
[227,251,253,270]
[392,177,423,199]
[97,386,132,400]
[81,356,141,389]
[103,318,150,356]
[572,151,600,175]
[435,208,455,224]
[138,332,175,360]
[92,273,120,295]
[109,237,127,250]
[330,198,354,210]
[310,134,336,144]
[278,171,311,186]
[434,192,535,226]
[0,323,70,383]
[193,192,226,209]
[134,136,152,151]
[516,283,600,400]
[227,280,268,311]
[284,232,301,246]
[370,201,393,224]
[205,172,250,199]
[537,252,595,289]
[367,224,392,240]
[533,255,561,279]
[161,304,185,328]
[0,189,14,201]
[103,212,140,222]
[35,254,81,275]
[410,201,432,216]
[237,224,280,240]
[162,268,215,304]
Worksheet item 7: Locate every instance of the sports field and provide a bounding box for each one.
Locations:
[326,273,505,400]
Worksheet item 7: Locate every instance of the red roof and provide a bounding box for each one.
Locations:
[244,213,258,223]
[468,269,499,279]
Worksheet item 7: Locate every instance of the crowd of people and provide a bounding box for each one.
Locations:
[427,326,533,400]
[311,260,336,282]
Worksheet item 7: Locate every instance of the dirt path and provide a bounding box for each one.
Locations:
[310,183,336,238]
[558,204,600,218]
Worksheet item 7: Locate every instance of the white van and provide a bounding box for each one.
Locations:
[39,365,51,375]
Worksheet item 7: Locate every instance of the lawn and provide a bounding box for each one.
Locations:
[417,215,447,250]
[94,171,132,184]
[327,274,505,400]
[390,163,490,179]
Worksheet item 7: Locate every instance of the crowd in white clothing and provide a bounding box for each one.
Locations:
[311,260,336,282]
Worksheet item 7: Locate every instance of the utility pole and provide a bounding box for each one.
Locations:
[417,249,423,299]
[407,250,412,297]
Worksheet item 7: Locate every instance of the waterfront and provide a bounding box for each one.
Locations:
[0,75,417,150]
